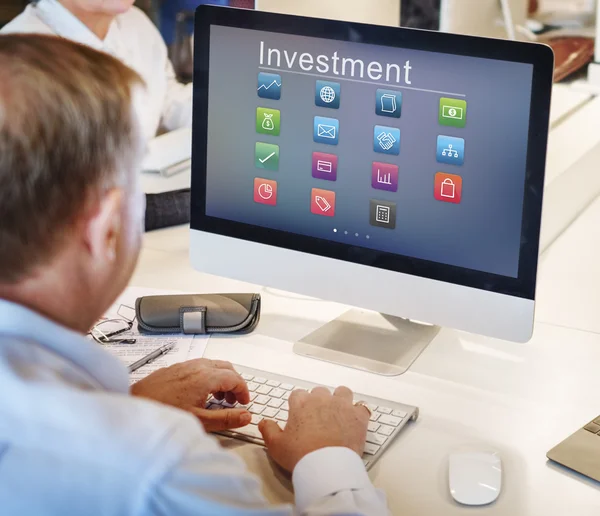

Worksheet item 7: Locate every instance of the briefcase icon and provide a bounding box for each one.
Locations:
[440,178,455,198]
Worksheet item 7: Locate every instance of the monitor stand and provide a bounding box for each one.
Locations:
[293,309,440,376]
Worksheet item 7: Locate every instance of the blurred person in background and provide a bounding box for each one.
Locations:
[2,0,193,231]
[2,0,191,141]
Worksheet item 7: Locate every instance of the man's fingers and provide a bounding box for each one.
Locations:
[310,386,331,398]
[225,392,238,405]
[288,389,309,410]
[258,418,283,447]
[209,360,235,371]
[333,385,354,402]
[193,408,251,433]
[211,370,250,405]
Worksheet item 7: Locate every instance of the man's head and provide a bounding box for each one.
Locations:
[0,34,145,331]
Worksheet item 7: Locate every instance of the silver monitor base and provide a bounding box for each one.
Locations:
[293,309,440,376]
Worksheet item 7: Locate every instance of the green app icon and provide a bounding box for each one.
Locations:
[439,98,467,128]
[256,107,281,136]
[255,142,280,171]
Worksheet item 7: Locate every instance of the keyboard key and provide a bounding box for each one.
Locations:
[584,422,600,434]
[267,380,280,387]
[368,422,380,433]
[363,442,380,455]
[280,383,294,391]
[249,392,258,402]
[262,407,279,418]
[392,410,407,419]
[254,377,267,384]
[251,414,263,425]
[275,410,289,421]
[377,407,392,415]
[593,416,600,426]
[234,425,263,439]
[249,404,264,415]
[367,404,378,413]
[270,388,285,399]
[378,415,402,427]
[254,395,270,405]
[277,421,287,431]
[257,385,273,395]
[268,398,284,409]
[247,382,259,392]
[241,373,254,381]
[367,432,388,446]
[281,401,289,411]
[369,412,380,422]
[222,401,237,408]
[283,391,292,400]
[377,425,394,437]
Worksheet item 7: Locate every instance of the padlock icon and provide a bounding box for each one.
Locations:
[440,178,455,198]
[262,113,274,131]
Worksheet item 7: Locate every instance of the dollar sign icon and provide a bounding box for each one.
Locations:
[448,108,457,117]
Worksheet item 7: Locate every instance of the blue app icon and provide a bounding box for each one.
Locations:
[315,80,341,109]
[436,135,465,166]
[373,125,400,155]
[375,89,402,118]
[257,72,282,100]
[314,116,340,145]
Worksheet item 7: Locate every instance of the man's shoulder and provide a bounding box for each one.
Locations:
[1,5,54,35]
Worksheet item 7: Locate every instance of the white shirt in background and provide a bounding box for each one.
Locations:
[1,0,192,141]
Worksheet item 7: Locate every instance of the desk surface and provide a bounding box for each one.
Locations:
[132,216,600,514]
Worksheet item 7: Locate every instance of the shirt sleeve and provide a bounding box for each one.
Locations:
[161,57,193,132]
[147,419,389,516]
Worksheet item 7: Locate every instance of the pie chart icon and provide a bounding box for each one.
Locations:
[259,183,273,200]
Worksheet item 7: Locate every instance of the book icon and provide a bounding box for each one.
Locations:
[376,89,402,118]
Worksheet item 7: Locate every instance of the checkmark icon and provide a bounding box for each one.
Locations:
[255,142,279,171]
[259,151,276,164]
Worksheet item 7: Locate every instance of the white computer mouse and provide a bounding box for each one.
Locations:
[448,451,502,506]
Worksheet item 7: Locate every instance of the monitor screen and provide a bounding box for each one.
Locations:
[202,25,533,278]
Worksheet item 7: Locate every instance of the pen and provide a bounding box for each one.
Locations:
[128,342,175,373]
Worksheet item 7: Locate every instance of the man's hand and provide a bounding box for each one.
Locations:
[258,386,370,472]
[131,359,251,433]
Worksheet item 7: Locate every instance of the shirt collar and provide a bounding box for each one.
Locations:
[35,0,115,50]
[0,298,129,394]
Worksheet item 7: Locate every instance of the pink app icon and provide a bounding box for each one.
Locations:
[254,178,277,206]
[312,152,338,181]
[371,162,398,192]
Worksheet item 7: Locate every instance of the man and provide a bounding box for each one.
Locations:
[0,35,389,515]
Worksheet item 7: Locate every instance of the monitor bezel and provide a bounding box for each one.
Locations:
[191,5,554,301]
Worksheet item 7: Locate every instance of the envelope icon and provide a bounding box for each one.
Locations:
[318,124,336,139]
[314,116,339,145]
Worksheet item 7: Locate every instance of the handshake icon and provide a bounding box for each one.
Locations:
[377,131,397,151]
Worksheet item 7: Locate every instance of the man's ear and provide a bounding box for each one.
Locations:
[84,189,124,263]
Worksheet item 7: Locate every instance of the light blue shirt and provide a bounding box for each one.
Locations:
[0,299,388,515]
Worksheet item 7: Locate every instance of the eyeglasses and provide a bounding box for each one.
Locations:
[89,305,137,345]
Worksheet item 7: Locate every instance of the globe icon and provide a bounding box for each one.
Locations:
[320,86,336,103]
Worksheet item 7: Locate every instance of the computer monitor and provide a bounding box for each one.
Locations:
[190,6,553,375]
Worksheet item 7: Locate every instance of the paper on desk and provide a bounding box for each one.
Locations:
[99,286,210,382]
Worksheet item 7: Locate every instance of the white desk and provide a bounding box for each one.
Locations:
[132,224,600,514]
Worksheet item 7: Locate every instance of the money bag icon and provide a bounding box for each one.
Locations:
[262,113,274,131]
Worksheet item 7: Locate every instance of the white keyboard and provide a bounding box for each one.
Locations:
[206,365,419,470]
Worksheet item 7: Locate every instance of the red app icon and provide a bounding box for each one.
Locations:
[434,172,462,204]
[311,188,336,217]
[254,178,277,206]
